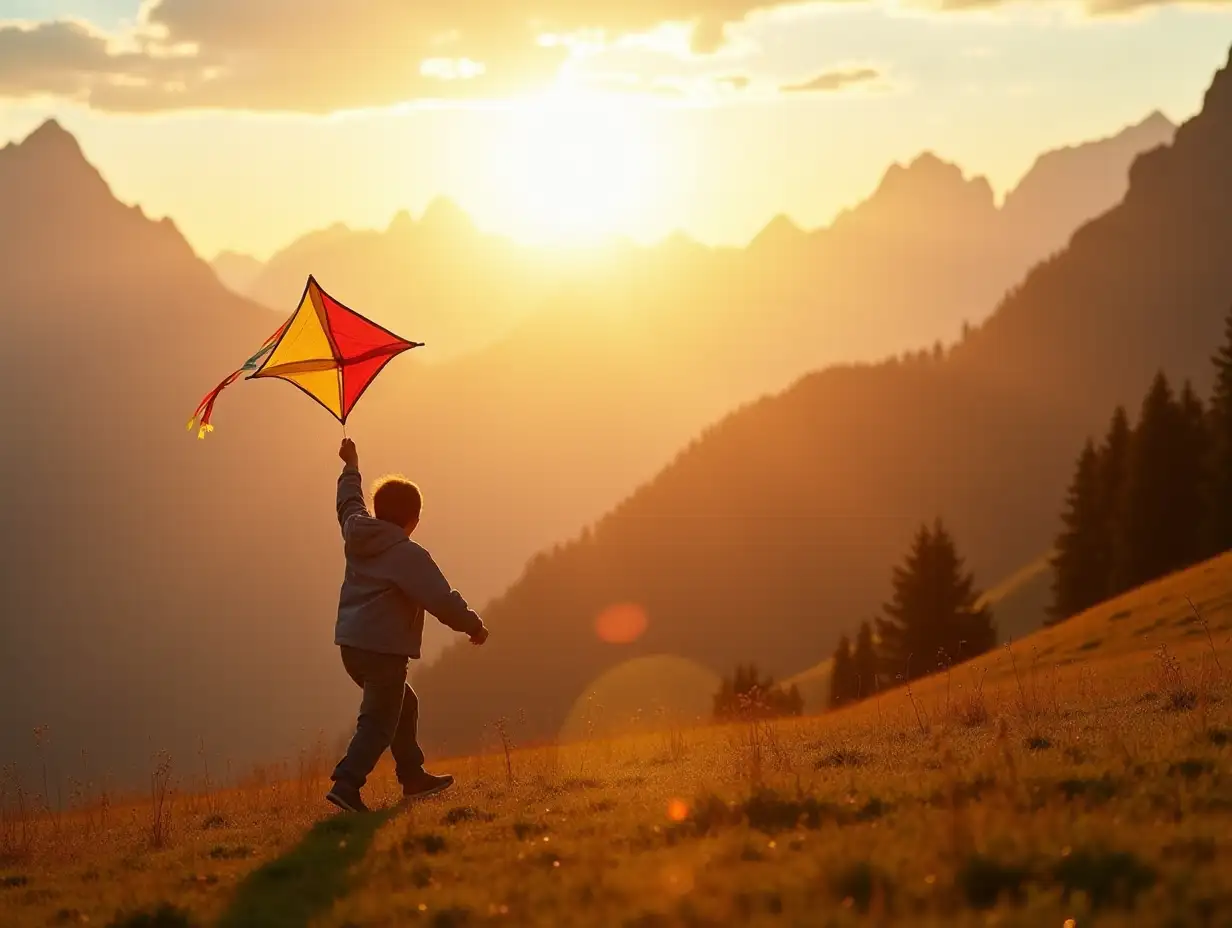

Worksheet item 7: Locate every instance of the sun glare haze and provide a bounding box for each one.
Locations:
[492,87,662,245]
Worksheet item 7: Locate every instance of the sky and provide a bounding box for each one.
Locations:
[2,1,1231,259]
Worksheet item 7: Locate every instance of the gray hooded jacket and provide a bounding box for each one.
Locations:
[335,463,483,657]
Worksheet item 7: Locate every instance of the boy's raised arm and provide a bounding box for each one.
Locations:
[336,438,369,532]
[396,545,486,640]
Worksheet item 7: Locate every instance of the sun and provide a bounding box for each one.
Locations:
[494,88,660,246]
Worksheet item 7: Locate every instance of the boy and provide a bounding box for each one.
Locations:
[326,438,488,813]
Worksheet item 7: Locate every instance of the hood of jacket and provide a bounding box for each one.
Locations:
[343,513,407,560]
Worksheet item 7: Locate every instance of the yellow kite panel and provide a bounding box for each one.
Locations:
[266,367,343,418]
[261,288,334,370]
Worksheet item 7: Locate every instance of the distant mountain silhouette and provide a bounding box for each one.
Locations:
[212,250,264,295]
[748,213,808,252]
[239,115,1172,370]
[2,121,219,297]
[411,48,1230,756]
[245,199,558,360]
[0,122,369,783]
[1000,110,1176,259]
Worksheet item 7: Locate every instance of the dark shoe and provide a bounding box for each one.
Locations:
[402,771,454,801]
[326,782,370,813]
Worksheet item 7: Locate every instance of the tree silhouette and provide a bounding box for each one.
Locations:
[853,620,878,699]
[1178,380,1210,566]
[828,636,855,709]
[875,519,995,681]
[1207,305,1232,555]
[713,663,803,720]
[1113,372,1199,591]
[1050,440,1105,623]
[1096,407,1132,598]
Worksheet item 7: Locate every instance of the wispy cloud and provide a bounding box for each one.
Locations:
[780,66,883,93]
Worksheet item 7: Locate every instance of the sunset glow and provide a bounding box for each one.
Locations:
[492,89,662,244]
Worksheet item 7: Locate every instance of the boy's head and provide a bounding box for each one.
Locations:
[372,475,422,535]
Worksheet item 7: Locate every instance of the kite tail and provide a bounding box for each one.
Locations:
[187,320,289,439]
[187,368,246,439]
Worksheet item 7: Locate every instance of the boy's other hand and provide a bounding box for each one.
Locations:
[339,438,359,469]
[469,626,489,646]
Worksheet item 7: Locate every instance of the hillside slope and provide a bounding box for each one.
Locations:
[6,551,1229,928]
[412,47,1232,755]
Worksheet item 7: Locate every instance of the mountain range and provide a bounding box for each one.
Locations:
[228,111,1174,367]
[216,111,1175,642]
[0,86,1188,781]
[411,51,1232,755]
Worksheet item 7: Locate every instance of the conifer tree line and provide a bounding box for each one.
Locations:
[829,518,995,708]
[713,663,804,720]
[1049,306,1232,623]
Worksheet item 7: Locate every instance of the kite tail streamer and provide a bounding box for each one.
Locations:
[187,321,289,439]
[187,368,246,439]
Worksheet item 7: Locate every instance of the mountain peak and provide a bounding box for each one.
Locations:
[20,118,83,155]
[1,118,215,296]
[1137,110,1175,134]
[419,196,476,238]
[750,213,807,250]
[1124,44,1232,202]
[838,151,995,233]
[387,209,415,234]
[895,153,991,195]
[3,118,93,178]
[1,118,116,209]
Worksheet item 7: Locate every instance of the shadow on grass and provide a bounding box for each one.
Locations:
[218,810,395,928]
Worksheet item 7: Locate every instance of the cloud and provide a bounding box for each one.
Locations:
[0,19,146,99]
[1,0,1226,111]
[780,67,882,93]
[0,0,794,112]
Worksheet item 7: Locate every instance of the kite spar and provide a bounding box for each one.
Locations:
[188,276,421,438]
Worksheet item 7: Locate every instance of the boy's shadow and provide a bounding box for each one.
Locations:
[218,809,396,928]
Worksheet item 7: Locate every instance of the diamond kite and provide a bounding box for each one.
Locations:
[188,276,421,438]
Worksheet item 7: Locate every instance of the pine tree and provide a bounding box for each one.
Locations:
[714,663,804,720]
[875,519,996,682]
[1207,305,1232,555]
[1178,381,1210,567]
[1114,372,1195,590]
[828,636,855,709]
[1096,407,1132,598]
[1049,440,1105,623]
[853,620,878,698]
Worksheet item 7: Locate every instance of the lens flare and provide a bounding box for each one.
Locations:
[594,603,649,644]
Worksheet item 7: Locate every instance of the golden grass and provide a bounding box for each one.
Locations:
[3,555,1231,927]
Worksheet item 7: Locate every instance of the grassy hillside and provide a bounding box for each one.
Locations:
[3,553,1229,927]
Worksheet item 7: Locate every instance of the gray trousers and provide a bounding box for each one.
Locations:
[331,645,425,789]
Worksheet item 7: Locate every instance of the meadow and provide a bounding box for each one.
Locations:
[2,554,1230,928]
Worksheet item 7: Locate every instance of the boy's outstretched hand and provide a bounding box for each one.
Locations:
[339,438,359,469]
[470,625,489,646]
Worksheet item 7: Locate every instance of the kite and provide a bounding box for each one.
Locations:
[188,276,421,438]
